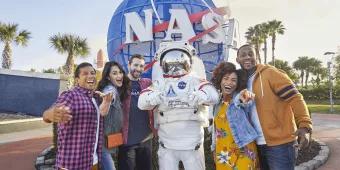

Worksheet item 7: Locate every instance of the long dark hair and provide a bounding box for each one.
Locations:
[97,61,130,101]
[211,61,247,93]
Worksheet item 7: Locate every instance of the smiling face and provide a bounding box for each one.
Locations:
[109,65,124,87]
[75,66,97,90]
[220,72,238,95]
[236,45,256,70]
[128,57,145,80]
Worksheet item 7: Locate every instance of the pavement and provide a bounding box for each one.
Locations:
[0,113,339,170]
[311,113,340,170]
[0,137,52,170]
[0,124,52,170]
[0,118,50,136]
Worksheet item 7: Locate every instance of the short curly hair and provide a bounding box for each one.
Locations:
[211,62,247,93]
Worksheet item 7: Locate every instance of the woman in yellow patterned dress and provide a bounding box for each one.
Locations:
[211,62,259,170]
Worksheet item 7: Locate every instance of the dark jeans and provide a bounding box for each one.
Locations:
[257,141,297,170]
[118,139,152,170]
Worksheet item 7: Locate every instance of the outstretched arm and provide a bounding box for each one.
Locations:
[233,89,255,108]
[95,91,114,116]
[43,103,72,123]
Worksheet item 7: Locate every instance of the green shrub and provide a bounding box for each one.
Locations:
[299,85,340,104]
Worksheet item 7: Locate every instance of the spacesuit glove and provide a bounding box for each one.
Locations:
[148,91,163,106]
[189,90,208,106]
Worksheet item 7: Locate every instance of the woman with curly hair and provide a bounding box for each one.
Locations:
[97,61,130,170]
[210,61,260,170]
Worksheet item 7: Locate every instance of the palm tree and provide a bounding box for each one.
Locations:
[312,66,327,87]
[0,22,31,69]
[305,58,322,87]
[267,20,285,66]
[335,54,340,84]
[269,59,298,83]
[49,33,89,77]
[293,56,309,87]
[269,59,290,71]
[245,25,263,63]
[260,22,270,64]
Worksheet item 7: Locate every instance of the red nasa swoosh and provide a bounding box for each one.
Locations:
[111,7,228,71]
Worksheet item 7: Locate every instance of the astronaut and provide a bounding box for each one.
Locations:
[138,41,219,170]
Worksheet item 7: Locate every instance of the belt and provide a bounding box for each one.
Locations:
[91,163,98,170]
[159,109,198,117]
[159,141,201,150]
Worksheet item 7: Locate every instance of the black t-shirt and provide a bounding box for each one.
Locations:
[127,80,151,145]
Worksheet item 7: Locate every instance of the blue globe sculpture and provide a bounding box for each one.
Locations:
[107,0,225,79]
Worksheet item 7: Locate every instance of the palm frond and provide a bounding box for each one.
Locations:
[268,20,286,36]
[49,33,90,57]
[15,30,31,46]
[0,23,18,43]
[49,33,67,54]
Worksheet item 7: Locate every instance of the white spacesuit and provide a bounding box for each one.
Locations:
[138,41,219,170]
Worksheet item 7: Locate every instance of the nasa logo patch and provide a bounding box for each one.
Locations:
[166,85,177,97]
[178,81,187,89]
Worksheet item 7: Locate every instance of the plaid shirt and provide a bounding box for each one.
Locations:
[55,86,103,170]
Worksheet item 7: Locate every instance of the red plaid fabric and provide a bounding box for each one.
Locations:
[55,86,103,170]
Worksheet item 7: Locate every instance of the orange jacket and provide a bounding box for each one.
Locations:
[252,64,312,146]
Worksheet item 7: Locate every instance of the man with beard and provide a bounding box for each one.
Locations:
[236,44,312,170]
[118,54,156,170]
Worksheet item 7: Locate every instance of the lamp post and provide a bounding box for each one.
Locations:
[324,51,335,112]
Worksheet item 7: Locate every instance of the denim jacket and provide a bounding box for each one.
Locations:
[211,93,260,150]
[102,85,123,153]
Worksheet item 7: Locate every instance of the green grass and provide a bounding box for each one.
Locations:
[305,100,340,105]
[307,104,340,114]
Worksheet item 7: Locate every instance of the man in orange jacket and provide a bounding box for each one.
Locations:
[236,44,312,170]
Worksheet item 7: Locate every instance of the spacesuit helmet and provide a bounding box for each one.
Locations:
[156,42,196,77]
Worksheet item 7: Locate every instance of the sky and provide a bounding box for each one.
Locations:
[0,0,339,71]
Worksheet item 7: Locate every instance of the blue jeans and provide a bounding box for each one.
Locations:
[257,141,297,170]
[101,147,116,170]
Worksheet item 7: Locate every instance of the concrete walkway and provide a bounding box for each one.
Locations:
[312,113,340,170]
[0,113,339,170]
[0,137,52,170]
[0,126,52,144]
[0,124,52,170]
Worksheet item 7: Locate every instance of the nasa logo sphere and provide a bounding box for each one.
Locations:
[107,0,230,79]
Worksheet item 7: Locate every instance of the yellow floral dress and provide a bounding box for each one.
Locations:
[214,101,258,170]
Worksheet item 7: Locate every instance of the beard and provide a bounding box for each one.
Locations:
[131,69,142,79]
